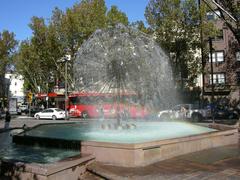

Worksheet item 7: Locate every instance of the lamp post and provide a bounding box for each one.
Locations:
[209,37,215,122]
[58,54,71,120]
[64,55,71,120]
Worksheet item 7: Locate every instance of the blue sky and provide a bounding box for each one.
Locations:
[0,0,149,41]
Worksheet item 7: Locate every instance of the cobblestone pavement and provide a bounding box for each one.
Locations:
[87,143,240,180]
[0,116,239,180]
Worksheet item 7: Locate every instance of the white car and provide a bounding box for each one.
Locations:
[158,104,211,122]
[34,108,67,120]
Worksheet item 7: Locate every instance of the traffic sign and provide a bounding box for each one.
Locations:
[27,92,33,102]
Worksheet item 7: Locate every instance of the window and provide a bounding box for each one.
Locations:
[47,109,54,113]
[209,51,224,62]
[236,52,240,61]
[15,82,17,86]
[212,30,223,41]
[216,52,224,62]
[207,10,220,20]
[42,109,48,113]
[209,73,225,84]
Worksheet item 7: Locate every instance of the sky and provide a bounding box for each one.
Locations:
[0,0,149,41]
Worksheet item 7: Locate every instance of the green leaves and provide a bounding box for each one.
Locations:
[0,30,18,75]
[15,0,130,93]
[145,0,214,88]
[0,30,17,99]
[210,0,239,45]
[107,5,129,27]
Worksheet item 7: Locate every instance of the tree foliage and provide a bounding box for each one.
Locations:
[203,0,240,46]
[0,30,17,98]
[0,30,18,75]
[107,5,128,26]
[15,0,129,93]
[145,0,216,88]
[130,20,153,34]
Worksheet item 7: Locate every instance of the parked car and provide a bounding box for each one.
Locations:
[19,104,28,112]
[158,104,211,122]
[34,108,67,120]
[213,106,239,120]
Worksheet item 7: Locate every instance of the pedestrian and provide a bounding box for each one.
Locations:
[4,109,11,129]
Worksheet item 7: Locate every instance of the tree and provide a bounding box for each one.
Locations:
[202,0,240,46]
[52,0,108,89]
[107,5,129,26]
[145,0,215,88]
[0,30,18,74]
[15,0,131,93]
[16,16,64,93]
[0,30,18,99]
[130,20,153,34]
[15,40,39,91]
[59,0,107,56]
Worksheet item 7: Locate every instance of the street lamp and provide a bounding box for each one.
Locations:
[209,37,215,122]
[58,54,71,120]
[64,54,71,120]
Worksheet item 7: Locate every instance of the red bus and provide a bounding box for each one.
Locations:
[68,92,149,119]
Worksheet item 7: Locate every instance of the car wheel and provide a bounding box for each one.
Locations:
[52,115,57,120]
[191,113,202,122]
[82,111,89,119]
[36,115,40,120]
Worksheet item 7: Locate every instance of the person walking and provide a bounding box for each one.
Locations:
[4,109,11,129]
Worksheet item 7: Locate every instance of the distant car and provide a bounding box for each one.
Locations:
[158,104,211,122]
[213,107,239,120]
[34,108,67,120]
[19,104,28,112]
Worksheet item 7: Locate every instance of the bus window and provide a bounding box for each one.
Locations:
[69,97,78,105]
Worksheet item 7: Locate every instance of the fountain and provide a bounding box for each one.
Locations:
[74,24,177,113]
[0,24,238,179]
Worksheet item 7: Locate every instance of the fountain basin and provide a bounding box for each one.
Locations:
[11,121,238,167]
[81,124,238,167]
[0,145,94,180]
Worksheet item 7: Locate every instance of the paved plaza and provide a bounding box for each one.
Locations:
[0,116,239,179]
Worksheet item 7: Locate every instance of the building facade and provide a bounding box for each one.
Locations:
[5,73,25,105]
[203,9,240,103]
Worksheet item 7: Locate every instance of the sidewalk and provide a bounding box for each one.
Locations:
[87,144,240,179]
